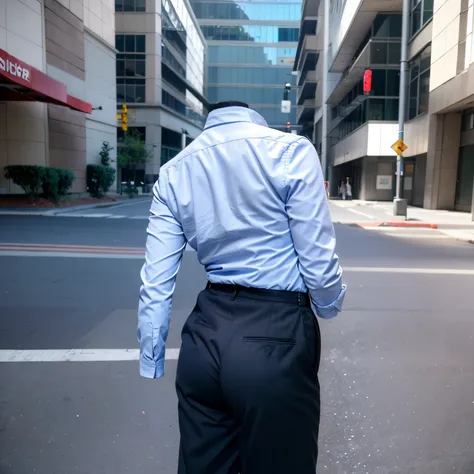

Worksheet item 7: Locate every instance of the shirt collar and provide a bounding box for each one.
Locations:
[204,106,268,130]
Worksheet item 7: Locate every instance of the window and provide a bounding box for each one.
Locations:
[407,45,431,120]
[116,35,146,103]
[208,66,292,85]
[115,0,146,12]
[410,0,433,37]
[208,45,296,65]
[192,2,302,21]
[278,28,299,42]
[201,25,299,43]
[462,109,474,131]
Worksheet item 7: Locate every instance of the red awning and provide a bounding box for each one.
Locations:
[0,49,92,114]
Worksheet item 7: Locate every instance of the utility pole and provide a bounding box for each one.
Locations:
[393,0,410,217]
[321,0,330,181]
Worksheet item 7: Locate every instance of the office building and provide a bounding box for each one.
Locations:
[295,0,474,215]
[115,0,208,185]
[190,0,300,131]
[0,0,117,195]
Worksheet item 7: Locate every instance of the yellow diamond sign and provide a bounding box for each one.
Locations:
[391,139,408,156]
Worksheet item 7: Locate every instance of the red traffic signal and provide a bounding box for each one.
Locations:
[363,69,372,95]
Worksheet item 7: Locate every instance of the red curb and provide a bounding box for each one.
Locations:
[358,222,438,229]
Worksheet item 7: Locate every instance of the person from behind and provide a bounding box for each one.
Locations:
[138,101,346,474]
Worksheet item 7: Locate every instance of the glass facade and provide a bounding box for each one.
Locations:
[407,45,431,120]
[332,73,399,141]
[161,0,207,124]
[410,0,433,38]
[116,34,146,103]
[191,0,300,129]
[331,14,402,142]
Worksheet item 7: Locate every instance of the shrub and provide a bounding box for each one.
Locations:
[42,168,75,203]
[57,169,75,196]
[87,164,116,198]
[4,165,44,201]
[41,168,60,203]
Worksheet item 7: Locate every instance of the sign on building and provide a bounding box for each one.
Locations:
[376,175,393,190]
[281,100,291,113]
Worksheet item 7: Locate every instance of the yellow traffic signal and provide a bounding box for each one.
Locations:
[121,104,128,131]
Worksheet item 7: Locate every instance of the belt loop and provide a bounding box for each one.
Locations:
[206,282,212,290]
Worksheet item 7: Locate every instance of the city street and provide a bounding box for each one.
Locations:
[1,199,474,474]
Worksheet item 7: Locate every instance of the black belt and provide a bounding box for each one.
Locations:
[206,282,310,307]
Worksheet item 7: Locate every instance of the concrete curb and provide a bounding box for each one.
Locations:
[0,196,151,216]
[357,222,438,229]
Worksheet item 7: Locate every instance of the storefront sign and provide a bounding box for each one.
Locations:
[376,175,392,190]
[0,55,30,82]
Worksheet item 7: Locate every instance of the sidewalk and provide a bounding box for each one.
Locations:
[331,200,474,244]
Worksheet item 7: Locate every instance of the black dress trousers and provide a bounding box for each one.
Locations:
[175,283,321,474]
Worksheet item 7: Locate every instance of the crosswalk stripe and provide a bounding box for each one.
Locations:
[0,348,180,363]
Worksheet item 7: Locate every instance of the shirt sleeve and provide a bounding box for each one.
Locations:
[138,178,186,378]
[284,137,346,319]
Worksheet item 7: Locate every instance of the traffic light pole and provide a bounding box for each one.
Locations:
[393,0,410,217]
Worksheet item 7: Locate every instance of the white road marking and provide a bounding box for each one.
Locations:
[347,208,378,219]
[75,213,113,218]
[107,215,127,219]
[345,267,474,275]
[0,348,180,363]
[0,251,145,259]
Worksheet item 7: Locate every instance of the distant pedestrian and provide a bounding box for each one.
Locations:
[346,178,352,200]
[138,102,346,474]
[339,180,347,200]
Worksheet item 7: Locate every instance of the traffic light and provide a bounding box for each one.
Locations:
[286,121,291,133]
[117,105,128,132]
[121,104,128,131]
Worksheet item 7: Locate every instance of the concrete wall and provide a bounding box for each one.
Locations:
[359,156,396,201]
[45,0,87,192]
[333,122,398,166]
[0,0,49,194]
[405,114,430,157]
[430,0,470,91]
[424,112,462,209]
[84,31,117,171]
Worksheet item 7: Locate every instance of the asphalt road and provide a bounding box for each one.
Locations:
[1,200,474,474]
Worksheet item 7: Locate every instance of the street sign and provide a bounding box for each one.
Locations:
[391,139,408,156]
[281,100,291,113]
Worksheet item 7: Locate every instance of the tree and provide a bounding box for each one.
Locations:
[117,130,152,186]
[99,141,114,167]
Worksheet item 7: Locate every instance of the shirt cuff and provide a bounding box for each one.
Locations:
[140,356,165,379]
[313,284,347,319]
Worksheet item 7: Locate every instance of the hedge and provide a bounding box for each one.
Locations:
[4,165,75,203]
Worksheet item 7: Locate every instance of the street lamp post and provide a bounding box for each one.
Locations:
[393,0,410,217]
[181,128,188,150]
[281,83,292,132]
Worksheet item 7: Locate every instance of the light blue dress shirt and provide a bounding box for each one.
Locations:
[138,106,346,379]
